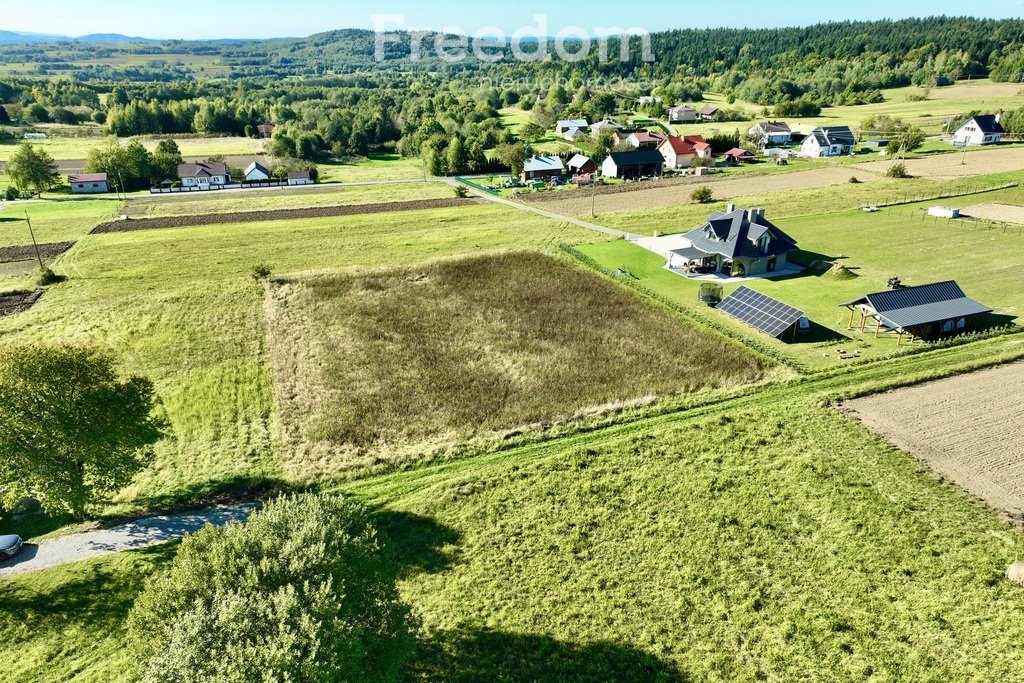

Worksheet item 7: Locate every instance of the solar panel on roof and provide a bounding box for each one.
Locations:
[717,286,805,339]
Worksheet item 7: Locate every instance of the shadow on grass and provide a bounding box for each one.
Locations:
[0,502,74,541]
[373,509,462,578]
[791,320,852,345]
[407,628,687,682]
[126,474,292,517]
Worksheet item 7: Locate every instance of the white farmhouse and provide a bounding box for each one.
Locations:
[177,162,229,188]
[952,115,1004,146]
[799,126,856,157]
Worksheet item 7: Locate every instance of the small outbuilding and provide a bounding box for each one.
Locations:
[566,154,597,176]
[841,280,992,343]
[244,162,271,181]
[521,155,566,182]
[68,172,109,194]
[287,171,313,186]
[601,150,664,179]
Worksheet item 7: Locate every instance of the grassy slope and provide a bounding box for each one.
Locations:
[0,204,603,512]
[577,183,1024,369]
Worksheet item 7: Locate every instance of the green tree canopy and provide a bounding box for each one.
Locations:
[0,344,164,519]
[6,143,60,197]
[127,493,416,683]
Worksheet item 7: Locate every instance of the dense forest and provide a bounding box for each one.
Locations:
[1,17,1023,175]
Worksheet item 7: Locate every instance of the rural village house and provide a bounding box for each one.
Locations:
[556,119,590,135]
[722,148,756,164]
[668,105,697,123]
[287,171,313,186]
[590,118,623,136]
[658,135,712,168]
[566,154,597,176]
[698,106,720,121]
[668,206,798,277]
[68,172,109,194]
[952,114,1005,146]
[177,162,229,188]
[627,131,667,149]
[799,126,856,157]
[244,162,271,181]
[748,121,792,148]
[522,155,566,182]
[601,150,665,179]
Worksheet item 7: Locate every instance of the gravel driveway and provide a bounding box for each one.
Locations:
[0,504,256,578]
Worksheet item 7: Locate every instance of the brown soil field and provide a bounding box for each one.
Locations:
[855,147,1024,179]
[0,242,74,262]
[527,167,871,216]
[0,290,42,317]
[91,197,484,233]
[843,363,1024,523]
[963,203,1024,225]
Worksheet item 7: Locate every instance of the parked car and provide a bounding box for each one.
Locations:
[0,534,24,560]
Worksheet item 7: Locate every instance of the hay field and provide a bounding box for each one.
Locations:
[265,251,763,476]
[844,363,1024,522]
[528,167,871,217]
[855,147,1024,179]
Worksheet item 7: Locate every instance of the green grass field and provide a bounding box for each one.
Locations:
[265,251,763,478]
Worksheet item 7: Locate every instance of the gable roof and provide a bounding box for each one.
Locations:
[557,119,589,130]
[178,162,227,178]
[288,171,310,180]
[68,172,108,183]
[629,131,665,144]
[682,208,798,260]
[724,147,755,159]
[245,161,270,175]
[591,118,622,130]
[699,106,720,116]
[960,115,1005,135]
[606,150,665,166]
[660,134,708,155]
[523,155,566,173]
[567,154,593,168]
[755,121,791,134]
[841,281,992,330]
[669,104,696,113]
[808,126,856,147]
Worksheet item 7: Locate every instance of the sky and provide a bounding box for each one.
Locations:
[3,0,1022,40]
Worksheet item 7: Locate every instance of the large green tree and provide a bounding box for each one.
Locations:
[127,493,416,683]
[0,344,164,519]
[6,143,60,197]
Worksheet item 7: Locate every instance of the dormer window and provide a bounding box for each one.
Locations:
[759,235,771,254]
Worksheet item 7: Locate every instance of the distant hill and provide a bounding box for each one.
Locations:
[0,30,67,45]
[0,30,162,45]
[76,34,162,44]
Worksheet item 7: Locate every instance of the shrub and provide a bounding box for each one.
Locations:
[691,185,714,203]
[848,176,861,184]
[127,493,416,683]
[454,185,469,198]
[251,263,273,281]
[36,267,65,286]
[3,187,16,201]
[886,162,909,178]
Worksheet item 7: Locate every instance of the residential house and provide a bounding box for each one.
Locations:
[841,281,992,342]
[563,127,589,142]
[287,171,313,186]
[601,150,665,179]
[256,123,275,138]
[177,162,229,188]
[626,130,666,149]
[556,119,590,136]
[799,126,857,157]
[244,162,271,181]
[668,206,798,277]
[566,154,597,176]
[748,121,792,148]
[590,119,623,136]
[658,135,712,169]
[668,105,697,123]
[952,114,1005,146]
[68,173,109,194]
[698,106,720,121]
[521,155,566,182]
[637,95,662,106]
[722,148,756,164]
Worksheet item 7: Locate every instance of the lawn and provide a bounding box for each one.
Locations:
[0,203,604,514]
[0,198,120,247]
[317,153,427,182]
[265,251,764,478]
[575,183,1024,369]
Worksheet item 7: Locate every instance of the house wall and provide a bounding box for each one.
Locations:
[288,177,313,186]
[71,181,108,194]
[246,170,270,181]
[181,175,228,188]
[953,124,1002,146]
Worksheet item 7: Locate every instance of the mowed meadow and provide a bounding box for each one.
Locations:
[0,204,605,512]
[265,252,764,477]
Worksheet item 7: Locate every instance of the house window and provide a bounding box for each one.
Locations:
[956,318,967,330]
[942,320,955,334]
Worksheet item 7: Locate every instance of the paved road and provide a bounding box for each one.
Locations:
[450,179,630,238]
[0,504,256,578]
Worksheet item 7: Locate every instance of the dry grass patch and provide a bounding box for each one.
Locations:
[266,251,763,476]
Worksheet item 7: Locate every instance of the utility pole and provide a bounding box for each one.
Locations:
[591,177,597,217]
[24,212,43,270]
[117,169,127,200]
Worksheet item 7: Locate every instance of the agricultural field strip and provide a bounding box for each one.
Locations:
[340,335,1024,501]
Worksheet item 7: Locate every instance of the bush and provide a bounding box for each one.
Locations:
[848,176,861,184]
[454,185,469,198]
[3,187,17,201]
[886,162,909,178]
[691,185,714,203]
[251,263,273,281]
[127,493,416,683]
[36,267,65,286]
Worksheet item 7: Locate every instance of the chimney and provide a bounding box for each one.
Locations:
[727,203,736,213]
[996,110,1003,123]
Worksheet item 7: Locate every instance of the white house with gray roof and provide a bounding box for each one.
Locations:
[521,155,566,182]
[952,114,1005,146]
[799,126,856,157]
